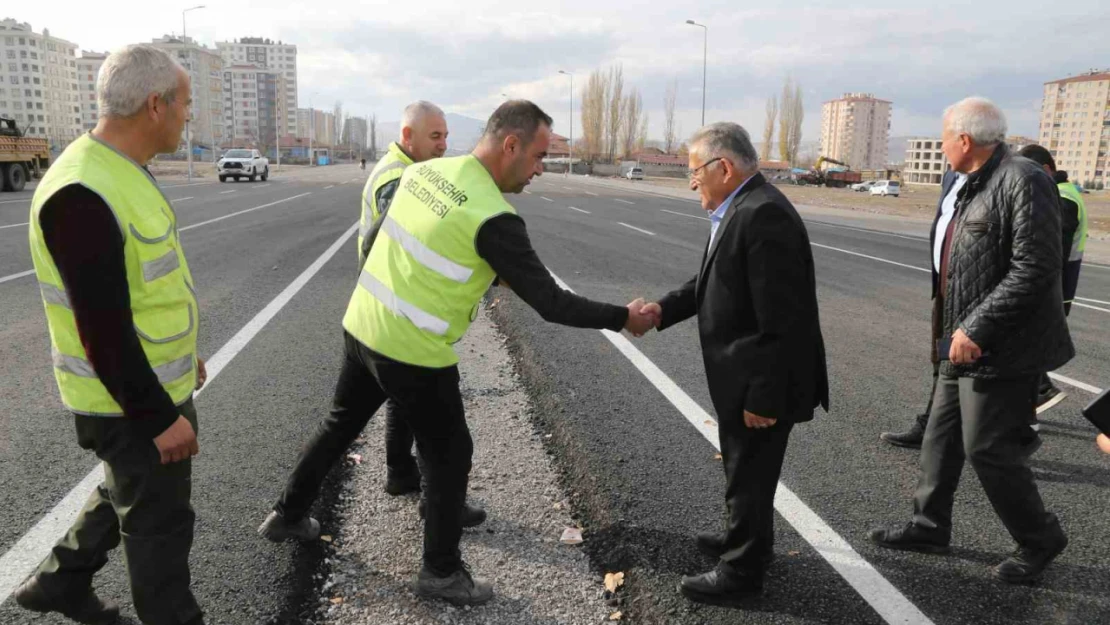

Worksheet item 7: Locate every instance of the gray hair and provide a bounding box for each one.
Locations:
[689,122,759,173]
[97,45,183,119]
[943,97,1007,146]
[401,100,445,133]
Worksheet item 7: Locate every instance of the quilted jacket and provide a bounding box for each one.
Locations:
[938,145,1074,379]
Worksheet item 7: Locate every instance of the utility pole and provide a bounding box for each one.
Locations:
[559,70,574,176]
[182,5,205,181]
[686,20,707,127]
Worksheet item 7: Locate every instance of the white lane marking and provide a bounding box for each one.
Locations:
[614,198,635,205]
[1077,296,1110,306]
[811,242,929,274]
[172,197,195,203]
[809,220,927,242]
[324,185,335,190]
[1048,373,1103,395]
[562,186,574,191]
[540,196,554,202]
[180,193,312,232]
[661,209,709,222]
[256,184,271,189]
[618,222,655,236]
[0,221,29,230]
[0,269,35,284]
[567,206,591,214]
[1072,301,1110,314]
[1086,263,1110,271]
[159,182,215,189]
[0,198,32,205]
[584,191,598,196]
[523,190,532,195]
[547,270,935,625]
[219,190,236,195]
[0,221,359,604]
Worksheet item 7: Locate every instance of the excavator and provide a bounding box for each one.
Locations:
[794,155,862,188]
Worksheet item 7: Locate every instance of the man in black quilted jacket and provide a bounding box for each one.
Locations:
[870,97,1073,585]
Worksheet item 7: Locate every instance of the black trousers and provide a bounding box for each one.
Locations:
[717,412,794,576]
[275,332,472,575]
[37,402,202,625]
[384,401,418,479]
[913,374,1062,548]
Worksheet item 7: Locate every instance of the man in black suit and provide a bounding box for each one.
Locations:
[640,122,828,606]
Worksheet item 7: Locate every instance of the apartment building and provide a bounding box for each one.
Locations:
[217,38,297,137]
[151,35,225,151]
[903,138,948,185]
[224,66,287,149]
[1039,70,1110,187]
[296,107,336,146]
[820,93,892,170]
[0,19,81,149]
[75,50,106,131]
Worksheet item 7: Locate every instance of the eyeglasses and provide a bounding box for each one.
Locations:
[687,157,722,180]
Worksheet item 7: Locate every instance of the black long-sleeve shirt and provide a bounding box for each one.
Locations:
[39,184,180,439]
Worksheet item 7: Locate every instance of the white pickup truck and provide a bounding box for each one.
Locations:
[217,149,269,182]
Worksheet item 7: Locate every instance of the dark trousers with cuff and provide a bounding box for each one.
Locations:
[384,401,419,479]
[35,401,202,625]
[275,332,472,575]
[717,413,794,577]
[912,374,1063,548]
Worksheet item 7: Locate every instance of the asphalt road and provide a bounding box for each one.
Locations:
[0,166,1107,625]
[488,174,1110,624]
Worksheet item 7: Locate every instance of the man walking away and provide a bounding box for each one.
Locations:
[871,97,1073,585]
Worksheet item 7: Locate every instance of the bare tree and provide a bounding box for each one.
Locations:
[761,95,777,161]
[663,79,678,154]
[778,78,793,164]
[786,82,804,166]
[368,113,378,160]
[333,101,343,148]
[580,69,607,161]
[636,112,649,154]
[605,65,625,163]
[621,88,643,159]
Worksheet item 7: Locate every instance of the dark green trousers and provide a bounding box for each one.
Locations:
[35,400,202,625]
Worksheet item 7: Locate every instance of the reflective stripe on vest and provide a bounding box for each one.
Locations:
[343,155,516,368]
[358,144,413,263]
[29,133,199,416]
[1057,181,1087,261]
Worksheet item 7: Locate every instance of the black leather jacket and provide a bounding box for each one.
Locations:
[938,145,1074,378]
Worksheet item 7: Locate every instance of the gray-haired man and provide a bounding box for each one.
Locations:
[871,97,1073,585]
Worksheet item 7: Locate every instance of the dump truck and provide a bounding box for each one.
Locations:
[0,116,50,192]
[793,156,863,188]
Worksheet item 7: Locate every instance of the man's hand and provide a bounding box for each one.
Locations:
[153,416,199,464]
[1097,433,1110,455]
[949,328,982,365]
[196,357,207,390]
[744,410,777,430]
[624,298,658,337]
[641,302,662,328]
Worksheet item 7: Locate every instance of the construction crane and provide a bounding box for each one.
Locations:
[793,155,861,188]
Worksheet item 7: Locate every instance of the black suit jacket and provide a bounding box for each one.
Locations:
[929,169,960,299]
[657,173,829,423]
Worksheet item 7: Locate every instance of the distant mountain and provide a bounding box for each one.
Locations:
[371,113,487,157]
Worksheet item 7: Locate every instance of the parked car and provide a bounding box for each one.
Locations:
[624,166,644,181]
[851,181,876,192]
[218,149,269,182]
[870,180,901,197]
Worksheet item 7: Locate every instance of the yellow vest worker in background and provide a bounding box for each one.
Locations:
[260,100,658,606]
[19,45,206,625]
[357,102,486,526]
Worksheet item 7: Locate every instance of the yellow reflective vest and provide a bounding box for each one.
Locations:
[29,134,199,416]
[358,142,413,267]
[1057,181,1087,261]
[344,155,514,368]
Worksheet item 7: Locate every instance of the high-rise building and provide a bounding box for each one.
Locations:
[1039,70,1110,187]
[0,19,81,150]
[150,35,225,153]
[223,66,286,150]
[820,93,892,170]
[75,50,106,131]
[341,116,368,148]
[296,107,336,146]
[216,38,297,136]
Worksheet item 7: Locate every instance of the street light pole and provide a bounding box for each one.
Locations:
[686,20,707,127]
[182,5,205,181]
[559,70,574,176]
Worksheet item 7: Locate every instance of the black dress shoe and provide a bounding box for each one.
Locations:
[879,414,927,449]
[418,499,488,528]
[869,523,950,554]
[384,472,422,496]
[695,532,774,566]
[13,576,120,625]
[992,533,1068,584]
[679,564,762,607]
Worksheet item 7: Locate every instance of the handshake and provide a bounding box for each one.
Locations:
[624,298,662,337]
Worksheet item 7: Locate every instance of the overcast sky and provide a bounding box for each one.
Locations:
[15,1,1110,148]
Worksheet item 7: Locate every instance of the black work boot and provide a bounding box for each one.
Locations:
[414,564,493,606]
[14,576,120,625]
[679,562,762,607]
[418,498,487,528]
[695,531,775,567]
[869,522,950,554]
[384,471,422,496]
[993,532,1068,584]
[880,413,928,449]
[257,510,321,542]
